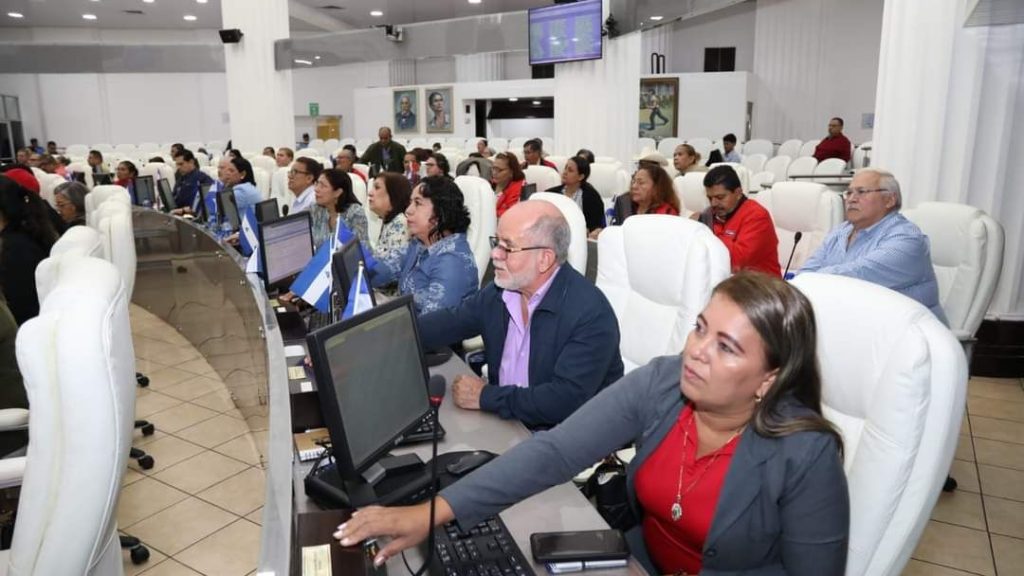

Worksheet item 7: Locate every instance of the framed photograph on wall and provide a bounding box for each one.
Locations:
[424,86,454,134]
[638,77,679,139]
[393,89,418,133]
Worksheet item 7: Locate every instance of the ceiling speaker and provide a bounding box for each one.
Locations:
[219,29,244,44]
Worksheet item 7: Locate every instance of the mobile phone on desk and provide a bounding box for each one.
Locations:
[530,529,629,566]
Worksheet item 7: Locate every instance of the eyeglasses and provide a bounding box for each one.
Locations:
[288,169,310,177]
[843,187,887,199]
[489,236,550,256]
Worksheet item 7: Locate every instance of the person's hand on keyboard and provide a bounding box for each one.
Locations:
[452,374,485,410]
[334,499,455,567]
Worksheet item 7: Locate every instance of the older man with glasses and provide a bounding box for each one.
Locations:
[415,200,623,429]
[287,157,322,214]
[799,167,946,323]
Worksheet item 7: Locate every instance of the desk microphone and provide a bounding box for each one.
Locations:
[415,374,447,576]
[281,204,289,216]
[784,231,803,278]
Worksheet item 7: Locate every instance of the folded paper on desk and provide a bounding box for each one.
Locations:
[297,510,383,576]
[295,428,331,462]
[285,344,307,357]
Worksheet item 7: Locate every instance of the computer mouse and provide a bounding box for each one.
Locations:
[446,450,496,476]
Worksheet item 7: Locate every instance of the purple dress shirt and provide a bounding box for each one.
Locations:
[497,267,561,388]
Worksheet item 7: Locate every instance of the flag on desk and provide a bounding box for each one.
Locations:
[290,241,333,314]
[333,219,378,271]
[342,262,373,320]
[204,190,219,225]
[240,206,262,274]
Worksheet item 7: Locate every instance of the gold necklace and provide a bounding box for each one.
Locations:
[670,411,745,522]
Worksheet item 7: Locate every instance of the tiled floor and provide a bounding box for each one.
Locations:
[120,305,265,576]
[118,306,1024,575]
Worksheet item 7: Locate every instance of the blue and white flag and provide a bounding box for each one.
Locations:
[290,241,333,314]
[334,220,378,271]
[204,190,219,225]
[239,206,259,257]
[342,262,374,320]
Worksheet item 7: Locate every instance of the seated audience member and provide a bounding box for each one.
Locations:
[576,148,596,164]
[2,165,64,235]
[310,169,369,250]
[674,143,707,174]
[46,141,58,156]
[28,138,44,154]
[521,138,557,170]
[335,148,368,183]
[15,148,30,165]
[262,146,276,158]
[0,295,28,457]
[705,148,724,166]
[54,181,88,228]
[300,133,310,149]
[424,152,451,179]
[336,272,850,576]
[721,133,742,163]
[492,152,527,217]
[403,152,421,186]
[276,147,295,168]
[800,168,946,323]
[813,117,852,163]
[87,149,109,174]
[431,142,442,153]
[0,175,59,325]
[38,154,59,175]
[610,165,680,225]
[545,156,605,233]
[170,143,185,158]
[456,155,493,181]
[27,153,41,168]
[476,138,494,159]
[368,173,412,295]
[415,200,623,428]
[359,127,407,173]
[694,165,780,275]
[56,156,72,177]
[196,147,212,161]
[287,157,321,214]
[223,156,262,215]
[172,149,214,210]
[370,176,478,315]
[114,160,139,201]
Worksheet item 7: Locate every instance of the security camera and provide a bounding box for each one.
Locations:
[384,25,404,42]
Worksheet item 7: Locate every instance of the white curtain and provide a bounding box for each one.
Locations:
[873,0,1024,319]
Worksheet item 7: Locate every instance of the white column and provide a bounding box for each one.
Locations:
[389,59,417,87]
[455,53,505,82]
[221,0,295,151]
[873,0,1024,318]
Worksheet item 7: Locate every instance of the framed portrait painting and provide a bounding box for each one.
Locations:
[393,89,418,133]
[638,77,679,139]
[424,87,454,134]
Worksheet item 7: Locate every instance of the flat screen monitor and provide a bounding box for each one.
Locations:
[256,198,279,224]
[306,295,430,480]
[217,188,241,231]
[519,183,538,201]
[528,0,604,66]
[72,172,86,184]
[331,238,377,315]
[134,175,156,208]
[157,178,175,212]
[93,173,114,186]
[258,211,314,290]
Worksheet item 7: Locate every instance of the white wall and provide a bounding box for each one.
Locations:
[291,61,390,141]
[667,72,751,141]
[666,2,757,74]
[486,119,555,140]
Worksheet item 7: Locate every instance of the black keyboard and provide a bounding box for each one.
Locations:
[431,516,535,576]
[400,412,446,445]
[306,311,334,332]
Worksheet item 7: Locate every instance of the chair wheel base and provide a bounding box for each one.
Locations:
[137,455,154,470]
[141,423,155,436]
[136,373,150,388]
[943,476,958,492]
[129,545,150,565]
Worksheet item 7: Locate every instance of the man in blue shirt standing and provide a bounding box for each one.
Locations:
[800,167,947,324]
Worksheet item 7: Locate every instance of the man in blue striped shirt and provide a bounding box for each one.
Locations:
[800,168,948,324]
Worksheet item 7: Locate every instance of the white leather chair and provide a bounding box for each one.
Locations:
[206,140,226,153]
[294,148,320,161]
[523,165,562,192]
[588,164,630,206]
[65,144,89,158]
[253,166,271,200]
[91,143,113,154]
[853,141,873,169]
[673,173,708,217]
[37,173,64,209]
[764,155,792,182]
[799,139,821,157]
[355,139,374,155]
[48,225,104,259]
[814,158,848,177]
[323,138,340,153]
[454,175,498,282]
[92,201,137,299]
[137,142,159,153]
[544,156,569,173]
[786,156,819,178]
[271,166,292,211]
[488,137,508,153]
[684,137,713,161]
[791,272,967,576]
[708,162,751,192]
[742,139,774,158]
[84,185,131,227]
[903,202,1005,354]
[776,139,802,159]
[540,137,554,154]
[445,137,465,150]
[751,181,844,272]
[309,138,325,151]
[4,255,133,575]
[529,192,588,274]
[637,137,656,156]
[140,162,176,189]
[750,170,775,191]
[656,137,683,159]
[353,163,371,177]
[740,153,767,174]
[508,137,529,153]
[593,156,619,165]
[251,154,278,179]
[67,162,95,189]
[596,215,730,373]
[113,143,135,155]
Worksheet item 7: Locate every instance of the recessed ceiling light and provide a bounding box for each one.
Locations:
[468,0,482,4]
[7,12,24,18]
[197,0,208,3]
[509,97,519,102]
[183,14,197,21]
[649,15,663,21]
[82,14,98,20]
[532,100,541,105]
[143,0,155,3]
[370,10,383,17]
[314,55,321,60]
[294,59,313,65]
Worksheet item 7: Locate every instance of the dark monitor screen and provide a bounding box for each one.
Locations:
[93,173,114,186]
[256,198,279,224]
[194,182,212,220]
[259,211,313,289]
[134,175,156,207]
[528,0,604,66]
[157,178,175,212]
[306,295,430,479]
[519,183,538,201]
[72,172,86,184]
[218,188,241,230]
[331,238,377,314]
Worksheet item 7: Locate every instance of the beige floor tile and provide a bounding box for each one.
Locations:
[968,396,1024,423]
[901,559,977,575]
[127,497,237,556]
[145,366,201,391]
[176,519,261,576]
[135,357,168,374]
[146,403,219,434]
[912,521,994,576]
[984,495,1024,539]
[138,559,203,576]
[133,335,173,361]
[930,491,986,531]
[978,464,1024,502]
[969,377,1024,402]
[991,534,1024,576]
[974,437,1024,471]
[971,416,1024,445]
[175,413,251,449]
[116,477,189,528]
[955,434,975,462]
[146,344,202,367]
[244,506,262,526]
[191,389,237,413]
[128,435,205,475]
[177,357,217,376]
[123,467,146,487]
[153,451,249,494]
[197,467,266,516]
[948,459,980,493]
[161,376,226,402]
[122,542,167,576]
[961,412,971,436]
[135,391,185,419]
[213,434,263,466]
[133,429,168,448]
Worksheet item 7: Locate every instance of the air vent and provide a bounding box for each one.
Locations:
[123,9,144,15]
[322,4,346,10]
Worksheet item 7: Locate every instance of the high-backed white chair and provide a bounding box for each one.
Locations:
[799,139,821,157]
[588,164,630,206]
[350,173,368,206]
[853,141,873,169]
[791,272,968,576]
[786,156,819,178]
[596,215,730,372]
[742,139,774,158]
[750,171,775,191]
[751,181,844,272]
[294,148,320,161]
[764,155,792,182]
[137,142,158,153]
[206,140,226,153]
[776,139,802,159]
[65,144,89,158]
[684,137,713,161]
[637,137,656,155]
[140,162,176,189]
[84,185,131,227]
[540,137,554,154]
[673,173,708,217]
[508,137,528,153]
[271,166,291,210]
[656,137,683,159]
[903,202,1005,355]
[708,162,751,191]
[91,143,113,154]
[523,165,562,192]
[544,156,568,173]
[92,201,137,301]
[67,162,95,189]
[252,166,271,200]
[49,225,104,260]
[814,158,848,176]
[488,137,509,153]
[251,154,278,179]
[4,255,133,576]
[454,175,498,282]
[529,192,587,274]
[36,173,64,209]
[740,153,767,174]
[355,139,374,155]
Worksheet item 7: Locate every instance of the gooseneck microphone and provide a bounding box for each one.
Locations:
[784,231,804,278]
[414,374,447,576]
[281,204,290,216]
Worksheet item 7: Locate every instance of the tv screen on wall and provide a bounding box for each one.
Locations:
[528,0,604,66]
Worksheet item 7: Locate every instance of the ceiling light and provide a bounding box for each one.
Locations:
[509,97,519,102]
[197,0,208,3]
[82,14,98,20]
[468,0,482,4]
[183,14,197,21]
[532,100,541,105]
[143,0,155,3]
[314,55,321,60]
[7,12,24,18]
[370,10,383,17]
[649,15,663,21]
[294,59,313,65]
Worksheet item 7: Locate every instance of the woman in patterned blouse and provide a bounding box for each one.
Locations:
[370,176,478,315]
[309,168,369,249]
[368,173,412,296]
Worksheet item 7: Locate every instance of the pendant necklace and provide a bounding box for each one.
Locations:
[670,411,744,522]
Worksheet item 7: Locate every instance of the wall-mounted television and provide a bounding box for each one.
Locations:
[528,0,604,66]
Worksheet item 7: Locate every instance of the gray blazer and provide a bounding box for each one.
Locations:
[440,355,849,575]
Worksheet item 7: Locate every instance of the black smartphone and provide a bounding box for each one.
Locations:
[529,529,629,563]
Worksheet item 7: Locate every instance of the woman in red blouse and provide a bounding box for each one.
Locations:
[492,152,526,217]
[610,164,681,225]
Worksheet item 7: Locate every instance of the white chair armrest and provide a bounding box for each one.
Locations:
[0,409,29,432]
[462,336,484,353]
[0,456,26,489]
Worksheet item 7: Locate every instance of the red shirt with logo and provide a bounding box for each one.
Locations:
[709,197,781,275]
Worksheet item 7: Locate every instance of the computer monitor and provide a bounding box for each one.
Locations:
[93,173,114,186]
[194,182,212,220]
[258,211,314,291]
[134,176,156,208]
[331,237,377,315]
[71,172,86,184]
[519,182,538,201]
[217,188,241,230]
[255,198,279,224]
[157,178,176,212]
[306,295,431,484]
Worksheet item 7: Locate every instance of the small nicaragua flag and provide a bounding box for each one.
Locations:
[239,205,259,257]
[333,219,378,271]
[342,262,374,320]
[204,190,219,224]
[290,241,334,314]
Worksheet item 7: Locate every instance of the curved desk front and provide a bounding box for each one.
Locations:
[131,210,642,576]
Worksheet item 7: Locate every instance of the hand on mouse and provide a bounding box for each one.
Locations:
[452,374,484,410]
[334,499,455,567]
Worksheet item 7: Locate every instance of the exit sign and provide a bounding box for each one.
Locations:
[309,102,319,117]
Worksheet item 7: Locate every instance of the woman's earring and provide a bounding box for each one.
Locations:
[754,393,762,404]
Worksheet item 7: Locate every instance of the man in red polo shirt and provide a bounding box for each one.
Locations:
[692,165,781,275]
[813,117,852,163]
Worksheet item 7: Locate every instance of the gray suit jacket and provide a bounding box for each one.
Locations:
[440,355,849,575]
